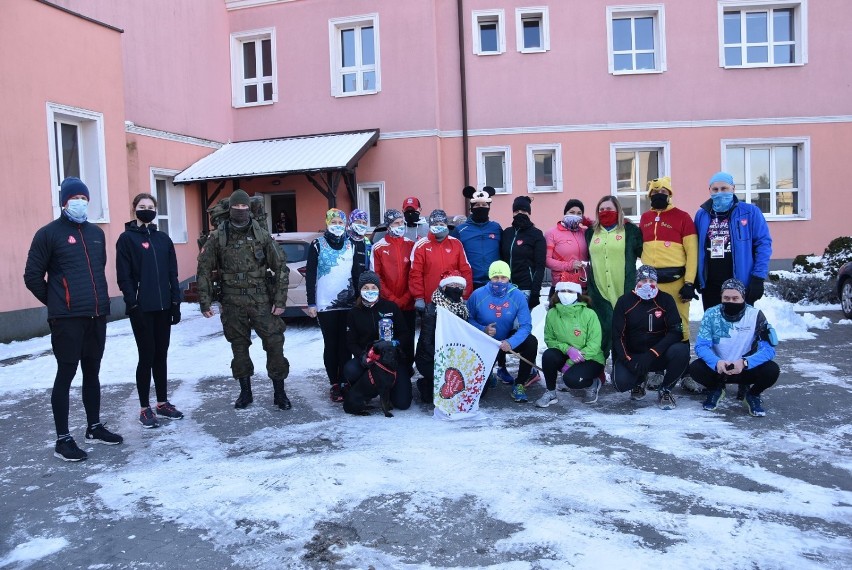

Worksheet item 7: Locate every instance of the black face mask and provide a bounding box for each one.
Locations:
[230,209,251,227]
[136,209,156,224]
[404,210,420,225]
[470,208,490,223]
[443,287,463,302]
[512,213,532,228]
[650,193,669,210]
[722,302,745,320]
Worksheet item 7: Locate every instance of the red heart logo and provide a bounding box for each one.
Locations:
[142,242,150,249]
[516,240,523,245]
[741,219,748,226]
[439,367,465,399]
[655,310,662,318]
[616,235,623,240]
[574,329,581,337]
[67,236,76,244]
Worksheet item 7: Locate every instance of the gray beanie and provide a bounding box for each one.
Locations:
[636,265,658,283]
[721,278,746,298]
[383,208,403,227]
[230,190,251,208]
[358,270,381,290]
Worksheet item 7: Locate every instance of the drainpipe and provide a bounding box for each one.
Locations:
[457,0,469,187]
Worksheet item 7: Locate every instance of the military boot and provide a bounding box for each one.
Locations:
[272,378,291,410]
[234,377,253,409]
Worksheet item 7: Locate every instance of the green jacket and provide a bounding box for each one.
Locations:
[196,220,288,311]
[543,301,605,365]
[584,222,643,310]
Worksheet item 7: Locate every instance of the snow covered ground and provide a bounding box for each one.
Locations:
[1,298,850,569]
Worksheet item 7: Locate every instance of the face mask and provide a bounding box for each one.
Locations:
[64,199,88,223]
[404,210,420,225]
[489,281,509,297]
[635,282,658,300]
[136,209,157,224]
[230,208,250,227]
[443,287,463,302]
[327,224,346,237]
[598,210,618,227]
[711,192,735,212]
[558,292,578,305]
[513,213,530,226]
[389,225,405,237]
[430,225,448,239]
[360,289,379,303]
[650,193,669,210]
[722,301,745,319]
[470,208,490,223]
[351,223,368,236]
[561,215,582,231]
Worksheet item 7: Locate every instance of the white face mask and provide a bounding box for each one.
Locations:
[351,223,368,236]
[557,292,578,305]
[430,225,448,235]
[327,224,345,237]
[389,225,405,237]
[65,198,89,223]
[360,289,379,303]
[635,283,658,300]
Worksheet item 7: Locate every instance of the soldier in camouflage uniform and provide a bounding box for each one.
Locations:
[196,190,292,410]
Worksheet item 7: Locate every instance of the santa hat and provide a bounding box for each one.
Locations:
[439,270,467,288]
[554,281,583,294]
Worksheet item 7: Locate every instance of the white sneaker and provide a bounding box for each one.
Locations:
[646,372,664,390]
[681,375,704,394]
[535,391,558,408]
[583,378,602,404]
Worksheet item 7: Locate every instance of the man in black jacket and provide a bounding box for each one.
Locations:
[611,265,689,410]
[24,177,123,462]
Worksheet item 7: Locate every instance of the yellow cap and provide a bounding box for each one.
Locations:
[488,260,511,279]
[647,176,673,197]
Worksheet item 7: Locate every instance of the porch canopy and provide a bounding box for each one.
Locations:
[174,129,379,233]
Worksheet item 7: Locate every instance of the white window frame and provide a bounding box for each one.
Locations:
[472,9,506,55]
[150,168,188,243]
[516,7,550,53]
[609,141,671,220]
[476,146,512,195]
[357,181,385,229]
[46,102,109,222]
[526,144,563,194]
[717,0,807,68]
[329,14,381,98]
[720,137,810,220]
[230,28,277,108]
[606,4,667,75]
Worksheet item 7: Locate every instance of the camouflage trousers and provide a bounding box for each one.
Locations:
[220,302,289,380]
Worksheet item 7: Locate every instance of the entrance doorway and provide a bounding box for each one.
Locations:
[269,192,297,233]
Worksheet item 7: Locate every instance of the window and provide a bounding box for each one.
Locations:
[46,103,109,222]
[473,10,505,55]
[230,28,277,107]
[329,14,380,97]
[476,147,512,195]
[719,1,807,67]
[357,182,385,228]
[526,144,562,193]
[606,5,666,74]
[610,142,670,218]
[516,7,550,53]
[150,169,188,243]
[722,138,809,218]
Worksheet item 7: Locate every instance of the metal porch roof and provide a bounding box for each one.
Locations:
[174,129,379,184]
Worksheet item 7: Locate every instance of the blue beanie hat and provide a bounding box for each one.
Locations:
[60,177,90,206]
[708,171,734,187]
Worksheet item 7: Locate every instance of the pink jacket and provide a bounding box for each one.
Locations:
[545,223,589,286]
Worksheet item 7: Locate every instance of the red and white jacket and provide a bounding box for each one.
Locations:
[371,234,415,311]
[409,234,473,302]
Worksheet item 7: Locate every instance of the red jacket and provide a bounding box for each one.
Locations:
[409,234,473,301]
[371,234,415,310]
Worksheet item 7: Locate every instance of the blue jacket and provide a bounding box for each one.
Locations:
[694,197,772,290]
[466,284,531,349]
[451,219,502,285]
[24,214,110,319]
[116,221,180,313]
[694,305,775,370]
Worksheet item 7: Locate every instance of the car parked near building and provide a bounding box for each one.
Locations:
[837,261,852,318]
[273,231,322,318]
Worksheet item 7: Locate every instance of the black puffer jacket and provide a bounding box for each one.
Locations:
[24,214,110,319]
[611,289,682,363]
[346,298,409,361]
[116,221,180,313]
[500,216,546,295]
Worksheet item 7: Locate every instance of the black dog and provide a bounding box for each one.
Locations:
[343,342,398,417]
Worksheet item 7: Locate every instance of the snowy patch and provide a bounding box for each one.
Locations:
[838,319,852,325]
[0,537,68,566]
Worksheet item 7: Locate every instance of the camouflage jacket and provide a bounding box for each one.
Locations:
[196,220,288,311]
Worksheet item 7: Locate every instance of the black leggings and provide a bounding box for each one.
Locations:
[689,359,780,395]
[541,348,604,390]
[130,309,172,408]
[611,343,690,393]
[49,317,106,437]
[318,310,351,385]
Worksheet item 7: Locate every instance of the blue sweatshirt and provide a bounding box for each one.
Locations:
[466,284,532,349]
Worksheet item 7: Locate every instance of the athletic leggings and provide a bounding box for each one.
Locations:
[541,348,604,390]
[689,359,780,395]
[317,309,351,385]
[130,309,172,408]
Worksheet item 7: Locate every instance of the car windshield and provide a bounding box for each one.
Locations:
[280,242,309,263]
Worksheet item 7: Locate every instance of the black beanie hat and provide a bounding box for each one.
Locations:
[358,270,381,290]
[230,190,251,208]
[512,196,532,214]
[563,199,584,215]
[60,177,90,206]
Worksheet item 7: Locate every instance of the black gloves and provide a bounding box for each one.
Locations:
[678,282,698,302]
[528,292,540,310]
[170,303,181,325]
[632,352,655,376]
[746,277,765,305]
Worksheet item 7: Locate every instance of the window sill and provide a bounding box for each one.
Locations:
[722,62,805,69]
[474,51,505,56]
[332,90,380,98]
[518,48,549,54]
[233,100,276,109]
[763,215,809,222]
[610,68,665,76]
[528,188,562,194]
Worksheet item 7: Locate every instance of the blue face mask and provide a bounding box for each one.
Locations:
[350,223,368,236]
[489,281,509,297]
[711,192,735,212]
[360,289,379,303]
[327,224,345,237]
[430,225,448,238]
[64,198,89,223]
